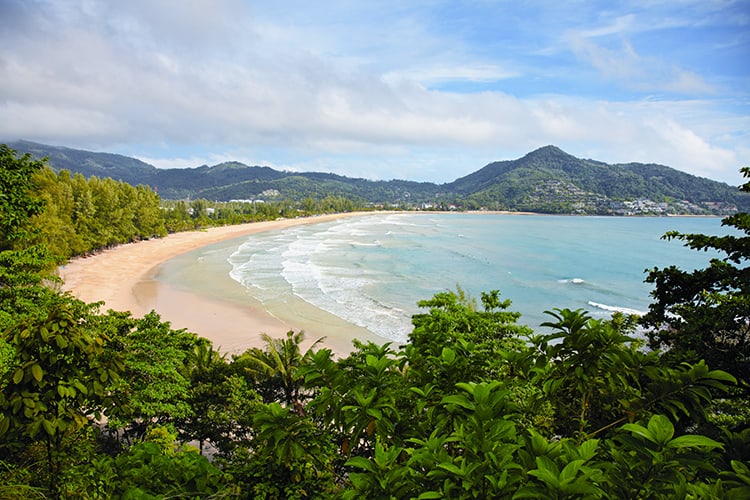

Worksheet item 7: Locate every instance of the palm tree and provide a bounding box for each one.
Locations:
[186,340,226,378]
[239,330,325,408]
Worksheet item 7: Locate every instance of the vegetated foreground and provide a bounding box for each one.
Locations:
[1,144,749,498]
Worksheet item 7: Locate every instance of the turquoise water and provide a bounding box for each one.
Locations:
[226,213,730,343]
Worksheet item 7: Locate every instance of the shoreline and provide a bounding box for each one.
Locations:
[57,210,717,356]
[59,212,384,356]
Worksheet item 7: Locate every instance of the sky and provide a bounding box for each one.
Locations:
[1,1,748,185]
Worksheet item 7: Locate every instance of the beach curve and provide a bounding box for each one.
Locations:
[59,212,383,356]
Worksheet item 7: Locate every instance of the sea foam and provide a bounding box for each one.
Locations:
[224,213,724,342]
[587,301,646,317]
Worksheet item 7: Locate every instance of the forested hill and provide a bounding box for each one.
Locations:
[7,140,748,214]
[448,145,749,214]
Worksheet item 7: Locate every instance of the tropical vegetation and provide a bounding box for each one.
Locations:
[1,144,749,498]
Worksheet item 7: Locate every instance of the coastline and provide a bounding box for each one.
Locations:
[56,209,543,356]
[57,210,719,356]
[59,212,384,356]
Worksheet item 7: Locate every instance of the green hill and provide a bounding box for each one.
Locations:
[6,140,747,214]
[447,146,747,214]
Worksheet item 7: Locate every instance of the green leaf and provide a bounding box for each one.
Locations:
[706,369,737,384]
[667,435,723,450]
[528,468,560,489]
[441,395,475,411]
[577,439,599,461]
[366,408,383,420]
[72,379,88,395]
[437,462,465,477]
[441,347,456,364]
[42,419,56,436]
[647,414,674,445]
[535,455,560,477]
[559,459,584,482]
[730,460,749,476]
[55,335,68,349]
[27,419,42,437]
[31,363,43,382]
[12,368,23,384]
[417,492,443,499]
[345,456,376,473]
[621,423,657,444]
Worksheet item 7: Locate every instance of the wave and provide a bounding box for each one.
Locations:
[587,301,646,317]
[221,212,713,342]
[276,235,412,342]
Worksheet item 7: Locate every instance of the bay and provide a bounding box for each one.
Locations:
[221,213,730,343]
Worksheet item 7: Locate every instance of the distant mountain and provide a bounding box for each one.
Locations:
[6,140,748,215]
[447,145,748,213]
[9,140,159,182]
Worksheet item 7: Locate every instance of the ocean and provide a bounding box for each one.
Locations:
[195,212,729,343]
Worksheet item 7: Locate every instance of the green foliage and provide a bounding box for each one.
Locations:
[605,414,724,498]
[2,146,749,496]
[514,434,603,499]
[409,381,522,498]
[28,169,167,258]
[235,330,324,407]
[0,296,123,495]
[67,430,233,499]
[405,288,531,392]
[177,342,232,451]
[522,309,737,440]
[100,311,199,440]
[0,145,60,324]
[642,167,750,425]
[1,303,116,438]
[344,440,411,499]
[0,144,47,248]
[225,402,337,499]
[302,340,406,463]
[333,296,741,498]
[0,279,746,498]
[0,459,46,499]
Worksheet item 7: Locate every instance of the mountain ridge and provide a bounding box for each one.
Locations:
[6,140,747,214]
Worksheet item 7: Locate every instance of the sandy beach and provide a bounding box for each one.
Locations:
[59,212,384,356]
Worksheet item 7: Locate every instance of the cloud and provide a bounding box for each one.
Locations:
[567,35,716,94]
[383,63,520,87]
[0,0,746,185]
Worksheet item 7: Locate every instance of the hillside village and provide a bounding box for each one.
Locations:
[517,179,737,215]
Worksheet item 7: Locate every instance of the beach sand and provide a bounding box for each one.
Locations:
[59,212,385,356]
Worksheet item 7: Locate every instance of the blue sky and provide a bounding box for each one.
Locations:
[1,0,748,185]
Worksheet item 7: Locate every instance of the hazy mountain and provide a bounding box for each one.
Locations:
[9,140,159,182]
[6,140,747,214]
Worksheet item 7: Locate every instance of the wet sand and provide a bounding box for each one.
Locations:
[59,213,384,356]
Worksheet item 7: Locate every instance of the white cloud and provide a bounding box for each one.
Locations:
[0,0,746,186]
[643,118,740,178]
[575,14,637,38]
[567,35,716,94]
[383,64,520,86]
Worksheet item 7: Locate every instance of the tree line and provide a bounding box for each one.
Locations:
[1,144,749,498]
[15,151,367,261]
